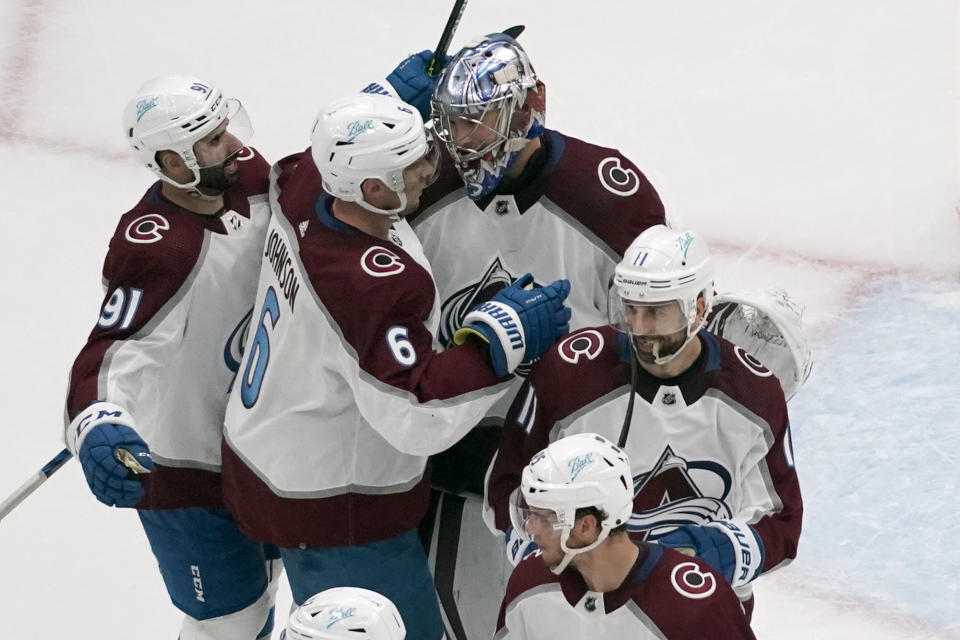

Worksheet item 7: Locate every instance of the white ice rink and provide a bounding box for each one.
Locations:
[1,1,957,638]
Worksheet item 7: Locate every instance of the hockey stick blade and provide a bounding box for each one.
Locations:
[428,0,468,76]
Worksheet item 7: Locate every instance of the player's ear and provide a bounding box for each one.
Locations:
[157,150,185,175]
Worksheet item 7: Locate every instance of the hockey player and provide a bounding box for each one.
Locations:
[284,587,406,640]
[487,225,803,622]
[63,76,281,639]
[498,433,756,639]
[219,92,572,640]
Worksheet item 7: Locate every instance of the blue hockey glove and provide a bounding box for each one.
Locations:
[657,522,765,588]
[78,423,155,508]
[453,273,571,378]
[385,50,451,120]
[505,525,539,567]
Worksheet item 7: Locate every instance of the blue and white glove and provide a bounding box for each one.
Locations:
[657,521,765,588]
[453,274,572,378]
[505,525,539,567]
[381,50,451,120]
[66,402,154,508]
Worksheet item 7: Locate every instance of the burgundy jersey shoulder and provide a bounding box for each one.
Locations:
[525,325,630,421]
[225,145,270,207]
[274,152,437,353]
[542,131,666,255]
[704,331,789,428]
[636,544,756,638]
[497,554,564,629]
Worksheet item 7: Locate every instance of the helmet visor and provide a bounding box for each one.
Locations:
[193,98,253,169]
[509,488,560,543]
[608,295,690,337]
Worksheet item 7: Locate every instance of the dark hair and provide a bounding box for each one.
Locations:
[575,506,628,536]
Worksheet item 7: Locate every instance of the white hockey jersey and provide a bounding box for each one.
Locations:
[221,151,514,548]
[64,148,271,509]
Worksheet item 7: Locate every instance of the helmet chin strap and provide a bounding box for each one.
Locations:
[551,527,611,575]
[356,189,407,222]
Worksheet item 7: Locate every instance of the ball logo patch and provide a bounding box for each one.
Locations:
[597,157,640,197]
[361,246,405,277]
[670,561,717,599]
[125,214,169,244]
[558,330,605,364]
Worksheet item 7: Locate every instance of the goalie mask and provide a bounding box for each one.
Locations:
[431,33,546,200]
[510,433,633,574]
[608,225,715,365]
[284,587,406,640]
[122,75,253,196]
[311,93,439,220]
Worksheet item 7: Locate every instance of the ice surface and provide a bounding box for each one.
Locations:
[1,1,957,637]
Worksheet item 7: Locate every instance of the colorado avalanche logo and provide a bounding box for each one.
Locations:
[125,214,169,244]
[439,258,516,347]
[670,562,717,599]
[361,246,405,277]
[627,446,733,539]
[734,345,773,378]
[597,157,640,197]
[558,330,605,364]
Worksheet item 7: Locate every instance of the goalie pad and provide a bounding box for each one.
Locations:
[706,288,814,400]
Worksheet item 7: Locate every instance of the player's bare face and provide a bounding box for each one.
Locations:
[524,508,564,566]
[193,120,244,195]
[399,153,437,211]
[625,301,689,364]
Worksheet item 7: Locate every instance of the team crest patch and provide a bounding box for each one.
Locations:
[597,157,640,197]
[361,246,405,277]
[125,214,170,244]
[558,330,605,364]
[628,446,732,539]
[734,346,774,378]
[439,258,516,346]
[670,562,717,599]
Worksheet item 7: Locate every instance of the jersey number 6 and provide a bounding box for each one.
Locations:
[240,286,281,408]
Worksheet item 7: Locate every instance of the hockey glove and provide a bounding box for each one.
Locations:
[68,402,154,508]
[384,50,451,120]
[453,273,571,378]
[505,525,539,567]
[657,521,765,588]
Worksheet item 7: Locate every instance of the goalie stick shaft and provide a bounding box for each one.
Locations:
[427,0,468,76]
[0,448,72,522]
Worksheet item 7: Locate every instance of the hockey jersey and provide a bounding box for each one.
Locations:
[408,129,666,490]
[495,542,756,639]
[64,148,272,509]
[220,151,514,549]
[486,326,802,601]
[410,129,665,350]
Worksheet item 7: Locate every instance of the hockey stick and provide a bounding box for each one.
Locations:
[0,445,149,522]
[427,0,468,76]
[617,346,638,448]
[0,448,72,522]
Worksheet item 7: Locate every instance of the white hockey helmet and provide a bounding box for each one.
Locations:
[310,93,439,219]
[122,75,252,191]
[284,587,406,640]
[608,225,716,364]
[510,433,634,574]
[431,33,546,199]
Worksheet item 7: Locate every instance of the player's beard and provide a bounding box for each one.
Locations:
[631,329,687,364]
[196,150,241,196]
